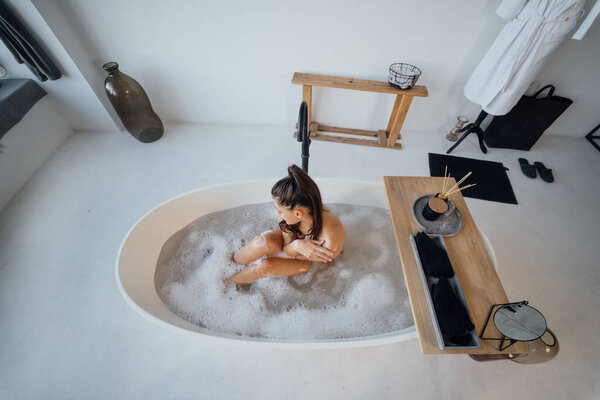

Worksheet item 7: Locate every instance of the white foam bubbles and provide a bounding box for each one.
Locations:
[154,203,413,339]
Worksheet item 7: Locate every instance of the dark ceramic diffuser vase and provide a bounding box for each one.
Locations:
[103,62,163,143]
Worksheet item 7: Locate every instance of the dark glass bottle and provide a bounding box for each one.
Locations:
[103,62,163,143]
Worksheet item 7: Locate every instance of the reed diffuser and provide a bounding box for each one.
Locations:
[422,167,476,221]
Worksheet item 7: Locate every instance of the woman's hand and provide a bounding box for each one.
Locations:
[292,239,334,262]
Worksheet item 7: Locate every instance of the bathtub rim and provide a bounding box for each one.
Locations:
[115,177,419,348]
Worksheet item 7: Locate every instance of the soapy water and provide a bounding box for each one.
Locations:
[154,203,413,339]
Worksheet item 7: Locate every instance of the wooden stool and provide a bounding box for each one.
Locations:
[292,72,428,150]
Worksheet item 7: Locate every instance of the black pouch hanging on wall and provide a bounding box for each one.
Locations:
[484,85,572,151]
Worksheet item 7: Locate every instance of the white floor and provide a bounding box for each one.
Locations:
[0,124,598,399]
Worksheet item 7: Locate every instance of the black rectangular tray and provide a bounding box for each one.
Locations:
[409,234,481,350]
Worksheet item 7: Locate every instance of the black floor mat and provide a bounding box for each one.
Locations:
[428,153,517,204]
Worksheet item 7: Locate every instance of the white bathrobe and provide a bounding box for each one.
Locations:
[464,0,586,116]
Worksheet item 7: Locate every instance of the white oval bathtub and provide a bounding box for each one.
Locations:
[116,179,495,348]
[116,179,419,348]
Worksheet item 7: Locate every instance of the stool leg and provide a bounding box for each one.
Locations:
[386,95,412,147]
[386,95,402,133]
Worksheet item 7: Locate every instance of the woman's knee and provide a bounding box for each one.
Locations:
[234,230,283,265]
[262,230,283,254]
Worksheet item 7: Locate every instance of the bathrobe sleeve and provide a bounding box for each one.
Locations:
[496,0,527,20]
[572,0,599,40]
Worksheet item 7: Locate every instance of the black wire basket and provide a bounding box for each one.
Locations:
[388,63,421,89]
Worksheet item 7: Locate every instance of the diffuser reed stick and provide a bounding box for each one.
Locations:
[441,171,472,199]
[444,183,477,197]
[441,166,449,194]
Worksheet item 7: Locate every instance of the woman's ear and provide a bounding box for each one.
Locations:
[294,209,302,220]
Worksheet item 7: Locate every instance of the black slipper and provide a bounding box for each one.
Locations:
[518,158,537,179]
[534,161,554,183]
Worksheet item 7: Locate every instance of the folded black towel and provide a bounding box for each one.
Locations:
[432,278,475,346]
[0,79,46,138]
[414,232,454,278]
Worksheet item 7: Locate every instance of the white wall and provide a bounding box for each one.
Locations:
[2,0,597,136]
[39,0,598,138]
[30,0,125,131]
[0,98,72,210]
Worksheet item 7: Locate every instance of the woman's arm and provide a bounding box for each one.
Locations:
[281,213,346,262]
[284,238,333,262]
[282,230,345,262]
[318,214,346,260]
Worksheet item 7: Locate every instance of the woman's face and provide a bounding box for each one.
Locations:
[272,197,300,225]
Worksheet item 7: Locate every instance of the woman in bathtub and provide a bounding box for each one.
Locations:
[229,164,345,284]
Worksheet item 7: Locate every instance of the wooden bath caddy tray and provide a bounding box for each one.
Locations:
[291,72,428,150]
[383,176,527,355]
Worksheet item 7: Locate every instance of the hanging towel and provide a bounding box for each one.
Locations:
[0,0,61,81]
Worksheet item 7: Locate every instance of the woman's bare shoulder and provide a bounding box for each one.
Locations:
[322,210,344,231]
[320,211,345,254]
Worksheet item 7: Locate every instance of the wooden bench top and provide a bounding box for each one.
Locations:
[292,72,428,97]
[383,176,527,355]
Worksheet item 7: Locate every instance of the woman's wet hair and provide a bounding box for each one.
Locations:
[271,164,324,240]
